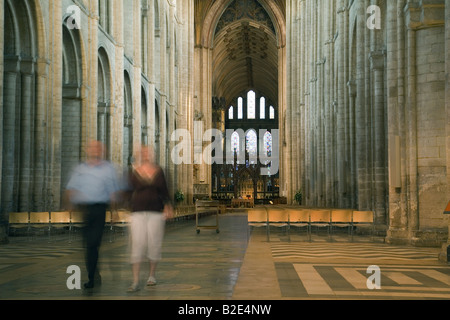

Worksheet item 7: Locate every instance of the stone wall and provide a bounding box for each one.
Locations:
[287,0,449,246]
[0,0,192,242]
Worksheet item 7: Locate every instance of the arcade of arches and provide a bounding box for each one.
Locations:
[0,0,449,253]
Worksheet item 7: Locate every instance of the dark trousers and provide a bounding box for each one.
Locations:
[81,203,107,282]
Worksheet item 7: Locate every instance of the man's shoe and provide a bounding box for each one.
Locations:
[83,281,94,289]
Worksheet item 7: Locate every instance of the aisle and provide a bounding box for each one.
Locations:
[0,212,448,300]
[0,213,249,300]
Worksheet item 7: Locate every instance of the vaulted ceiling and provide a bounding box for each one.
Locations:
[196,0,283,108]
[213,19,278,107]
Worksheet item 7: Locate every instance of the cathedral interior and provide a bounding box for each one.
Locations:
[0,0,449,253]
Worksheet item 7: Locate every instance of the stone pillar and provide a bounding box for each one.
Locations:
[33,59,50,212]
[440,0,450,263]
[386,0,408,244]
[49,0,63,210]
[0,0,6,242]
[347,79,357,209]
[405,22,419,240]
[176,2,195,205]
[370,51,387,225]
[1,67,18,215]
[19,67,35,212]
[111,0,125,168]
[355,2,369,211]
[337,3,348,208]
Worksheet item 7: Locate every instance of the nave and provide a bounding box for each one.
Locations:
[0,211,448,301]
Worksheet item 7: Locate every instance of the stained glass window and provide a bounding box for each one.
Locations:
[228,106,234,120]
[246,129,257,161]
[231,131,240,156]
[247,90,256,119]
[264,131,272,157]
[260,97,266,119]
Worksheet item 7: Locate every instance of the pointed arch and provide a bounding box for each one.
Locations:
[97,47,112,157]
[123,71,133,168]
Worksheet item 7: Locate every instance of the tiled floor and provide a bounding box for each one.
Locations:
[0,211,449,300]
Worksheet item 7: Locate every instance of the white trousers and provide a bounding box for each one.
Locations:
[129,212,165,264]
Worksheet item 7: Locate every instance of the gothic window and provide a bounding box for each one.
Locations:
[260,97,266,119]
[237,97,243,119]
[247,90,256,119]
[231,131,240,155]
[269,106,275,119]
[246,129,257,160]
[98,0,111,34]
[228,106,234,120]
[264,131,272,157]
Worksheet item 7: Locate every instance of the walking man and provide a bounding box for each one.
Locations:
[65,141,120,289]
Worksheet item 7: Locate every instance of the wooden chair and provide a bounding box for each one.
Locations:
[287,209,311,242]
[69,211,86,243]
[29,212,51,240]
[331,209,353,241]
[309,210,331,240]
[267,207,289,240]
[50,211,71,240]
[104,210,113,241]
[110,209,131,241]
[247,207,268,241]
[8,212,30,237]
[352,211,375,241]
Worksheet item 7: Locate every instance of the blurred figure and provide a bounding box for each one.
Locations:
[65,140,120,289]
[127,146,173,292]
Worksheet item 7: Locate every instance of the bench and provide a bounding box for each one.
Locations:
[195,200,220,234]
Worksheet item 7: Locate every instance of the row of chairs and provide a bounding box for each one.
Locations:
[247,206,375,242]
[8,210,131,242]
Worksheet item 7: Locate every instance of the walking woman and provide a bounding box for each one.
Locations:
[127,146,173,292]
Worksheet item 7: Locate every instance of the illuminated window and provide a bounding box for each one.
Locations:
[260,97,266,119]
[269,106,275,119]
[228,106,234,120]
[231,131,240,156]
[238,97,243,119]
[264,131,272,157]
[247,91,256,119]
[246,129,257,161]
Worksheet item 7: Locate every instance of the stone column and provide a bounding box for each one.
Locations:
[285,1,294,203]
[86,1,99,144]
[356,1,369,210]
[49,0,63,210]
[347,79,357,209]
[112,0,125,168]
[337,3,348,207]
[33,59,50,212]
[147,0,156,151]
[405,22,419,240]
[1,69,18,216]
[386,0,408,244]
[370,51,387,225]
[0,0,6,242]
[19,63,35,212]
[440,0,450,263]
[176,1,195,204]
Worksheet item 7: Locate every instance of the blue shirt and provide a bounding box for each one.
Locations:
[66,161,120,205]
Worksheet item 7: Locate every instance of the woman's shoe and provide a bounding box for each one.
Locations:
[127,283,140,292]
[147,276,157,286]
